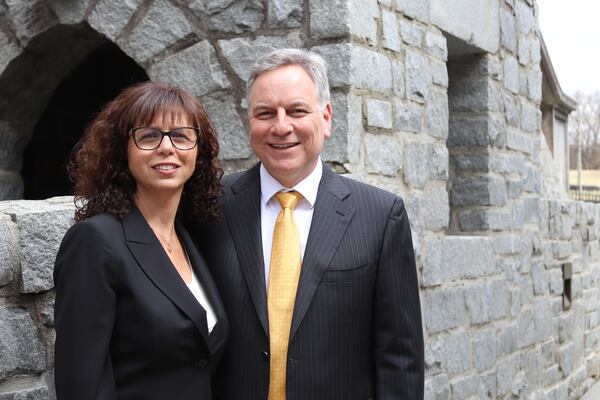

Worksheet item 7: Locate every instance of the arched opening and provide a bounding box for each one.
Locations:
[21,42,148,199]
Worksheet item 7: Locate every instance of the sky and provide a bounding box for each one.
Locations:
[537,0,600,97]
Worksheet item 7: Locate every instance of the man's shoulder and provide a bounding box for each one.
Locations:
[220,164,260,194]
[335,173,403,205]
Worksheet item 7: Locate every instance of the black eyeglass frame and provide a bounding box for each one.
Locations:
[129,127,200,151]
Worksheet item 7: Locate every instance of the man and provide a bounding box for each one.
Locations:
[196,48,424,399]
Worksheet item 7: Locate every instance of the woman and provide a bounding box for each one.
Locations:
[53,82,228,400]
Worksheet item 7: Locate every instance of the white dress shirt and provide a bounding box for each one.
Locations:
[186,268,218,334]
[260,161,322,288]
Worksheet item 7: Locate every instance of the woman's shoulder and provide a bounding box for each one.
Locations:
[64,212,123,243]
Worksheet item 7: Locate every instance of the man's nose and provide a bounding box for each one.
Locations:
[272,109,293,135]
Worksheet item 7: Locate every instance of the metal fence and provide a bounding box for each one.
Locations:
[570,186,600,203]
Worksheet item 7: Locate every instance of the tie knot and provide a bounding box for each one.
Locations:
[275,191,302,210]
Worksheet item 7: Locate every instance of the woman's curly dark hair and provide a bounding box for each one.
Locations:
[69,81,223,223]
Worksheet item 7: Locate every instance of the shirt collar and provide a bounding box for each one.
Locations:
[260,161,322,208]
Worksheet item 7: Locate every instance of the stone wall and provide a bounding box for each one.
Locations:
[1,0,600,399]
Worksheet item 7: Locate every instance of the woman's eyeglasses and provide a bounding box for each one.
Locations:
[129,127,199,150]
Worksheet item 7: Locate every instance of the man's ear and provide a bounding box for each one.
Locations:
[323,102,332,139]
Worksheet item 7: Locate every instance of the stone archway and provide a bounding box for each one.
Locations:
[21,42,148,199]
[0,22,149,200]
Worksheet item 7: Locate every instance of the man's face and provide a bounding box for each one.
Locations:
[248,65,332,187]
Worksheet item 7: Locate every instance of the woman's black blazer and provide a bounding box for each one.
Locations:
[53,208,228,400]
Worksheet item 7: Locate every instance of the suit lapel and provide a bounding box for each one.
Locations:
[223,164,270,337]
[290,166,355,339]
[178,220,228,354]
[122,208,211,349]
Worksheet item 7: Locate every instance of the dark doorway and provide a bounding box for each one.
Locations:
[21,42,149,199]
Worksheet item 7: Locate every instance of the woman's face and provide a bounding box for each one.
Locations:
[127,113,198,199]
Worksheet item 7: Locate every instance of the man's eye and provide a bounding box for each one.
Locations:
[289,109,308,116]
[255,111,274,118]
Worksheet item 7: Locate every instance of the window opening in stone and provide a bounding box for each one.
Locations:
[21,42,148,200]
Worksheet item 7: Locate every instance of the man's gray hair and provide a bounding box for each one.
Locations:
[246,48,330,109]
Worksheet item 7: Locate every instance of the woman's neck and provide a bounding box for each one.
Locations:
[134,188,181,230]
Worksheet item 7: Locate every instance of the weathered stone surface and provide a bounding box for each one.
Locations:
[448,76,502,113]
[423,236,494,286]
[0,172,23,201]
[38,299,54,328]
[535,299,555,341]
[499,323,518,356]
[521,99,539,132]
[366,99,392,129]
[503,55,519,94]
[472,328,497,371]
[421,183,450,231]
[424,374,450,400]
[148,41,230,97]
[88,0,144,41]
[403,141,448,189]
[48,0,89,24]
[219,34,302,83]
[459,209,512,231]
[394,101,422,133]
[500,7,517,52]
[310,0,378,45]
[425,89,448,139]
[451,154,489,172]
[0,215,18,287]
[466,280,510,324]
[405,50,430,103]
[430,331,472,375]
[365,134,402,176]
[189,0,263,33]
[392,60,405,98]
[123,0,194,62]
[0,121,30,173]
[494,234,520,255]
[0,307,45,378]
[518,36,531,66]
[423,286,465,333]
[451,175,507,206]
[530,37,541,64]
[497,354,519,396]
[16,207,73,293]
[396,0,429,21]
[448,116,506,148]
[4,0,57,45]
[201,94,251,161]
[268,0,302,28]
[515,0,535,34]
[430,60,448,88]
[490,152,525,175]
[399,19,424,48]
[0,31,22,72]
[323,92,362,163]
[425,31,447,60]
[382,10,400,52]
[504,93,521,127]
[451,375,483,399]
[0,382,50,400]
[314,44,392,94]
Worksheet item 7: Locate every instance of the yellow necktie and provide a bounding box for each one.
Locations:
[268,191,303,400]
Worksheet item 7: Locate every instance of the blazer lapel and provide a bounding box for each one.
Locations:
[178,221,228,354]
[122,208,210,347]
[223,164,270,337]
[290,166,355,339]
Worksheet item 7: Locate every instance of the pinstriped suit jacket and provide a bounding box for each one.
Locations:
[195,163,424,400]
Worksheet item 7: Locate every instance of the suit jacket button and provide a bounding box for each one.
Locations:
[194,359,209,368]
[262,351,269,361]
